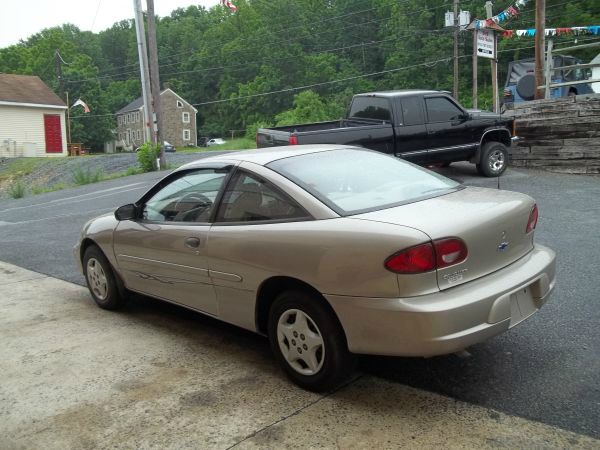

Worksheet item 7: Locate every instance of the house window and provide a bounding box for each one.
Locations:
[136,111,140,123]
[176,100,183,108]
[182,112,190,123]
[183,129,191,141]
[137,130,141,140]
[118,116,122,126]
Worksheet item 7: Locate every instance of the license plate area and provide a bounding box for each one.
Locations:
[509,285,538,328]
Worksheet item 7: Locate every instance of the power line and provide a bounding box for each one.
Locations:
[70,35,599,119]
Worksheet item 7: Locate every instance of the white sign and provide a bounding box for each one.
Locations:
[476,29,496,59]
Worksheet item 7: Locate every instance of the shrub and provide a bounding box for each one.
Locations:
[8,181,25,198]
[246,121,272,140]
[136,142,160,172]
[72,167,104,185]
[125,167,140,176]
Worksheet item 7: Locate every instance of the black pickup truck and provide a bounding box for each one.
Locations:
[257,90,516,177]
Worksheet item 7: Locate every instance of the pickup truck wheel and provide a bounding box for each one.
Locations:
[83,245,127,310]
[477,142,508,177]
[268,290,356,392]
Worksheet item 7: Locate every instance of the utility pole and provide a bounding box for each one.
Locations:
[472,31,478,109]
[534,0,546,99]
[54,49,64,100]
[485,1,498,113]
[133,0,154,144]
[453,0,459,99]
[146,0,165,167]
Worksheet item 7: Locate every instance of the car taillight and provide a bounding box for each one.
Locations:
[289,135,298,145]
[434,238,468,269]
[526,204,538,233]
[385,243,435,274]
[385,238,468,274]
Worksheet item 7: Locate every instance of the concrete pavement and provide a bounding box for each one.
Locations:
[1,260,597,449]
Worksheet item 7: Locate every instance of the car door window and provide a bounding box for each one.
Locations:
[400,97,424,126]
[425,97,463,123]
[217,171,310,223]
[143,169,229,223]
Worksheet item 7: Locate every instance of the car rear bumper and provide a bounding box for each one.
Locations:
[325,244,556,357]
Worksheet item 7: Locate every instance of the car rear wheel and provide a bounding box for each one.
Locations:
[477,141,508,177]
[83,245,127,310]
[268,290,356,392]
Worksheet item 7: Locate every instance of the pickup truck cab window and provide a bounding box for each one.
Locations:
[349,97,392,122]
[425,97,464,123]
[400,96,424,126]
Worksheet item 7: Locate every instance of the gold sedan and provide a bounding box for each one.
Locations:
[75,145,556,391]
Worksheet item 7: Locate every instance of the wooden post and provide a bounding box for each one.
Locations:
[133,0,154,144]
[473,31,478,109]
[453,0,460,99]
[146,0,165,167]
[66,91,71,145]
[534,0,546,99]
[485,1,498,113]
[544,39,553,99]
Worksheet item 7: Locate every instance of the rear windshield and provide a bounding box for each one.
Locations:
[268,149,460,215]
[348,97,392,121]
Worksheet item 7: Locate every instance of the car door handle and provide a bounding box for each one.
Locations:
[184,237,201,249]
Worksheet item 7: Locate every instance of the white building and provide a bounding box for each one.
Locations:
[0,74,68,157]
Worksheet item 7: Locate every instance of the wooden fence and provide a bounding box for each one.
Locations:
[503,94,600,174]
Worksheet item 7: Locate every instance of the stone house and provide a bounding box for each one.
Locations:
[0,74,68,157]
[115,89,197,149]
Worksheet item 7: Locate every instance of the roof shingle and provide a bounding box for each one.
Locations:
[0,74,66,107]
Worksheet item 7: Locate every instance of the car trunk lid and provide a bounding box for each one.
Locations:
[354,187,535,290]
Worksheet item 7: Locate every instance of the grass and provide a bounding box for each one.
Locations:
[0,158,59,184]
[8,181,26,198]
[176,137,256,153]
[71,167,105,185]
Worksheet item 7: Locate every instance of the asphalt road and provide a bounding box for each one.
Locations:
[0,158,598,439]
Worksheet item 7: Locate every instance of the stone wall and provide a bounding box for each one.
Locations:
[503,94,600,174]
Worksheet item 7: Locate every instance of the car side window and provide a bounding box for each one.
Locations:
[425,97,464,123]
[400,97,424,126]
[216,171,310,223]
[143,169,229,223]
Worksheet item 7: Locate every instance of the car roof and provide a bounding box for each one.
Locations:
[354,90,445,98]
[178,144,357,169]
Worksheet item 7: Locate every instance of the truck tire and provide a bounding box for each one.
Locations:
[477,142,508,177]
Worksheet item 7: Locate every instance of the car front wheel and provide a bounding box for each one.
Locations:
[83,245,127,310]
[477,141,508,177]
[268,290,356,392]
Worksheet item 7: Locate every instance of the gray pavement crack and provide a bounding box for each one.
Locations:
[225,374,364,450]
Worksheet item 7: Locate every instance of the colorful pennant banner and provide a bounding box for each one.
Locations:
[473,0,531,30]
[501,26,600,38]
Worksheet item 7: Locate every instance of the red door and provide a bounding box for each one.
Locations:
[44,114,63,153]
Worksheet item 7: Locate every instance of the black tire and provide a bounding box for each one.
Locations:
[516,74,536,101]
[83,245,127,310]
[268,290,356,392]
[476,141,508,177]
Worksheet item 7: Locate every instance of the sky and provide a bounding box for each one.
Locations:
[0,0,221,48]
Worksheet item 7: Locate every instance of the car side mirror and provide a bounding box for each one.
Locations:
[115,203,137,221]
